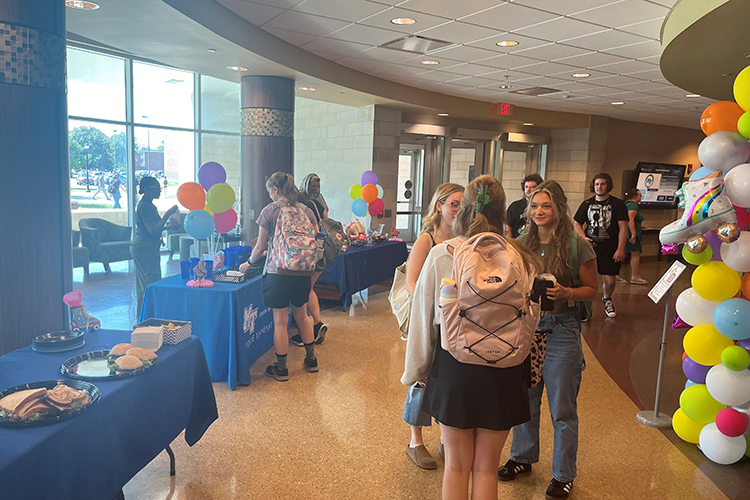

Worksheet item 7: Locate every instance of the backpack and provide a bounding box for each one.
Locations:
[108,183,117,195]
[309,202,345,263]
[440,233,540,368]
[269,202,317,272]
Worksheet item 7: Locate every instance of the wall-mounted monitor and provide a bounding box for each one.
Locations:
[634,162,686,209]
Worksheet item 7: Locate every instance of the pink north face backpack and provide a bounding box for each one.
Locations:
[439,233,540,368]
[269,202,317,272]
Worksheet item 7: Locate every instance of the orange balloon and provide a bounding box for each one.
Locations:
[361,183,378,203]
[700,101,744,135]
[741,273,750,299]
[177,182,206,210]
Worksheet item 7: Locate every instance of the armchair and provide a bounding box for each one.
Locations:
[71,230,90,277]
[78,218,133,272]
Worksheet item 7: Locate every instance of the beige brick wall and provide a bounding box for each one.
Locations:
[449,148,475,186]
[502,151,527,204]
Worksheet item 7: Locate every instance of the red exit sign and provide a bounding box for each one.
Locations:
[493,103,513,116]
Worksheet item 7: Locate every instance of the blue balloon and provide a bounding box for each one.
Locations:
[184,209,215,240]
[713,298,750,340]
[685,379,697,389]
[352,198,368,217]
[690,166,712,180]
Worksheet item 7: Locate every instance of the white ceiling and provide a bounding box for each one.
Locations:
[217,0,713,128]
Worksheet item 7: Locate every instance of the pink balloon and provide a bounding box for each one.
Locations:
[368,198,384,217]
[214,208,238,234]
[734,205,749,230]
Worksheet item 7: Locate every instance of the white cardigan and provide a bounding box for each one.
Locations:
[401,243,454,386]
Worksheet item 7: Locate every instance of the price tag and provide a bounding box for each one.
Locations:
[648,260,686,304]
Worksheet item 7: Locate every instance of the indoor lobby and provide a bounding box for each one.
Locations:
[2,0,750,499]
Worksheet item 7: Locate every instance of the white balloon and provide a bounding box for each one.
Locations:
[698,131,750,172]
[720,231,750,272]
[675,288,720,327]
[699,423,747,464]
[706,364,750,406]
[725,163,750,208]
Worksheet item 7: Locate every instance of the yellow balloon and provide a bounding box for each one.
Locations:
[684,324,734,365]
[734,65,750,112]
[692,262,740,302]
[350,184,362,200]
[672,408,705,444]
[203,204,213,215]
[679,384,726,423]
[206,183,235,214]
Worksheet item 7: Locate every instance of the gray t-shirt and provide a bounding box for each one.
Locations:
[255,201,316,275]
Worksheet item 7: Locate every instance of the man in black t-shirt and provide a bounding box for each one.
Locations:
[574,173,628,319]
[506,173,543,238]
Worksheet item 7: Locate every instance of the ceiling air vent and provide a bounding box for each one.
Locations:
[380,35,452,54]
[510,87,562,96]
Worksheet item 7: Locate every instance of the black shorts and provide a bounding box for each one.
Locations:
[263,273,311,309]
[593,243,621,276]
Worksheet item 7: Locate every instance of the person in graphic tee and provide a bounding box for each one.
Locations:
[573,173,628,319]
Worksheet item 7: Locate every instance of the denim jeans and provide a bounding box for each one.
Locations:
[509,312,585,483]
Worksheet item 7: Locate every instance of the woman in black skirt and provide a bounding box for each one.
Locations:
[402,175,542,500]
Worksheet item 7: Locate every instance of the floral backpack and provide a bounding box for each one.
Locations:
[269,202,317,272]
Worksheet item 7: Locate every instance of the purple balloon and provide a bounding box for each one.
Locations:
[198,161,226,191]
[682,356,712,384]
[705,231,723,262]
[738,338,750,352]
[360,170,378,186]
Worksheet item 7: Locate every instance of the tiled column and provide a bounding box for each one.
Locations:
[240,76,294,241]
[371,106,402,232]
[0,1,71,355]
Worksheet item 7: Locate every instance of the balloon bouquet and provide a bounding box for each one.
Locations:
[662,66,750,465]
[176,162,238,286]
[347,170,385,247]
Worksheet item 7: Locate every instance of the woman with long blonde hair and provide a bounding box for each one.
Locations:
[499,181,597,500]
[402,182,463,470]
[403,175,541,500]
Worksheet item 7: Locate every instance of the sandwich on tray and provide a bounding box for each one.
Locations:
[108,343,134,361]
[0,384,90,422]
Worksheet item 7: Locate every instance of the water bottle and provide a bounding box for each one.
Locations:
[315,232,326,262]
[439,278,458,307]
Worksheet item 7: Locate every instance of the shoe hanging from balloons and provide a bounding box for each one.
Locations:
[666,65,750,466]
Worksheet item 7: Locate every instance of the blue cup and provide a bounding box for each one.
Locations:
[189,258,200,278]
[204,260,213,280]
[180,261,191,280]
[224,248,238,268]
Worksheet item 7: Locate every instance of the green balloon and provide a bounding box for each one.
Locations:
[679,384,726,423]
[350,184,362,200]
[738,112,750,139]
[682,244,713,266]
[721,345,750,371]
[206,183,235,214]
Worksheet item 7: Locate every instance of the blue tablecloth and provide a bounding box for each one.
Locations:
[141,274,274,390]
[318,240,408,310]
[0,330,217,500]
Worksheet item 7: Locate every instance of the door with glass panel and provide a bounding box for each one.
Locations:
[397,145,425,243]
[448,140,486,187]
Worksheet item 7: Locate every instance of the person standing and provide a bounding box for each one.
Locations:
[623,188,647,285]
[500,181,597,500]
[573,173,628,318]
[92,174,110,200]
[239,172,319,382]
[506,174,544,238]
[111,178,122,209]
[162,176,169,195]
[130,176,178,317]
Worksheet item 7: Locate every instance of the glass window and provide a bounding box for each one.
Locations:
[67,48,126,122]
[134,127,195,213]
[133,62,194,129]
[201,75,240,133]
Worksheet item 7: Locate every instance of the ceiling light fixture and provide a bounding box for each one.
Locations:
[298,87,315,91]
[65,1,99,9]
[227,66,248,71]
[571,73,590,78]
[421,60,439,65]
[207,49,217,53]
[437,113,449,116]
[686,94,701,98]
[523,123,534,126]
[391,17,416,25]
[496,40,519,47]
[611,101,624,105]
[499,84,514,89]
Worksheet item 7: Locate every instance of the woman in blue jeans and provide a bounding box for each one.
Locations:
[501,181,597,500]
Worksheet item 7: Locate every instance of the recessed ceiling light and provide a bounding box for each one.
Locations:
[686,94,701,98]
[523,123,534,126]
[499,84,514,89]
[207,49,217,53]
[391,17,416,25]
[571,73,590,78]
[496,40,519,47]
[437,113,449,116]
[65,1,99,9]
[227,66,248,71]
[298,87,315,91]
[338,91,345,95]
[611,101,624,105]
[421,60,439,65]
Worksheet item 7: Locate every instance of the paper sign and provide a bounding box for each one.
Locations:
[648,260,686,304]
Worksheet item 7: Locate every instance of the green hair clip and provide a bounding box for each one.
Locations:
[475,185,490,214]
